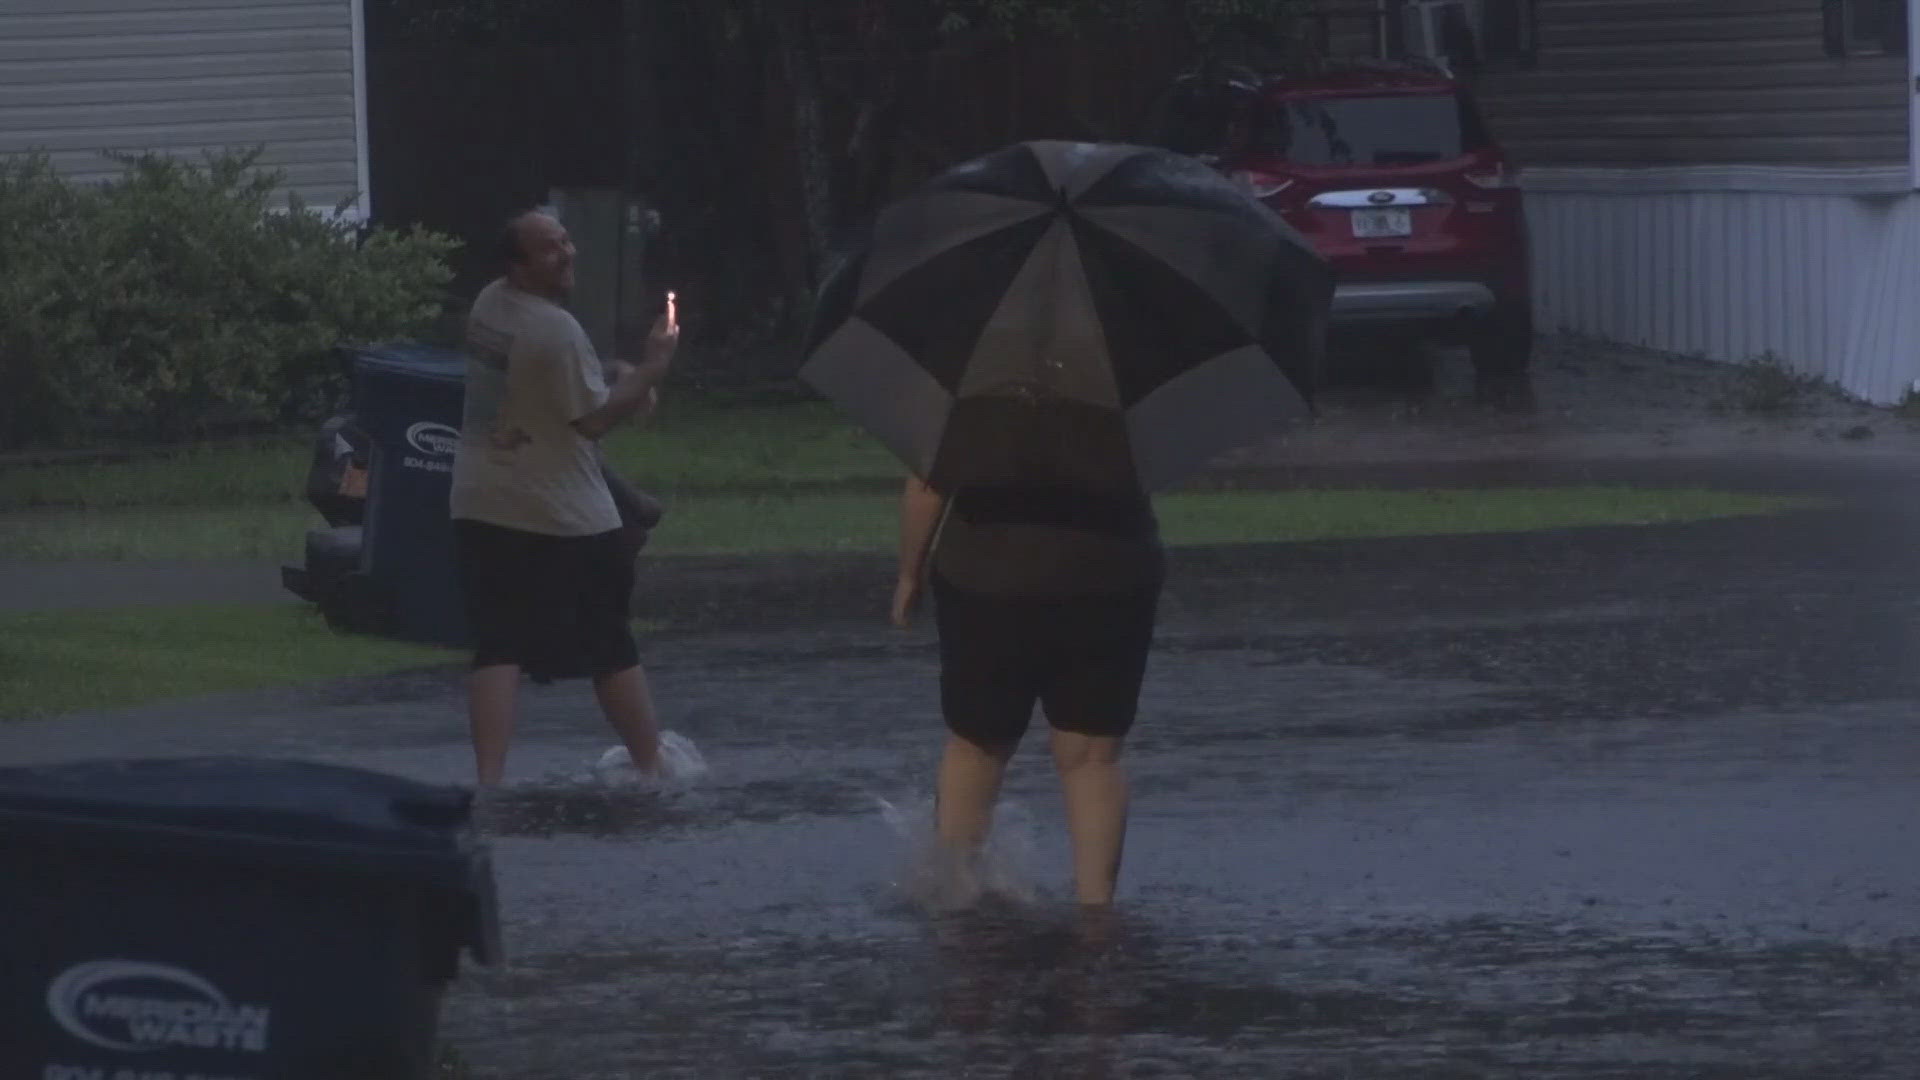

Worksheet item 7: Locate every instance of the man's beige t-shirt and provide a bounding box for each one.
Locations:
[449,279,619,536]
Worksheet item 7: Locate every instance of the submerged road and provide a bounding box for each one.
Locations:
[1,456,1915,1078]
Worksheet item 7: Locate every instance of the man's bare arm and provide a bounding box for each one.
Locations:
[573,359,668,441]
[574,315,678,441]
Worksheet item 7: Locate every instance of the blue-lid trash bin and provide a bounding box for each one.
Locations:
[348,344,471,650]
[0,757,500,1080]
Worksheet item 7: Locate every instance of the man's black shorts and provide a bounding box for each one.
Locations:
[931,574,1160,747]
[453,519,638,684]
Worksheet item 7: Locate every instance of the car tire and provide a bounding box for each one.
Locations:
[1394,345,1438,396]
[1303,309,1331,402]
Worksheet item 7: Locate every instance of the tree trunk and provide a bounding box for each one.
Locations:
[844,8,921,219]
[769,2,836,289]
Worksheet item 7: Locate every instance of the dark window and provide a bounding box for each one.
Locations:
[1825,0,1908,56]
[1382,0,1538,68]
[1254,94,1487,167]
[1480,0,1539,66]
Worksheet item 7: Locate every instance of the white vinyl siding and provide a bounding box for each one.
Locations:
[0,0,364,212]
[1527,184,1920,404]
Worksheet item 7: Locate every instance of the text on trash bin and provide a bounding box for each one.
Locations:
[47,961,272,1055]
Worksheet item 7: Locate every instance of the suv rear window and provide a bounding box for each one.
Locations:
[1260,93,1489,167]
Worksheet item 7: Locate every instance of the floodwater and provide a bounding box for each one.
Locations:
[433,462,1920,1078]
[446,632,1918,1078]
[2,457,1916,1077]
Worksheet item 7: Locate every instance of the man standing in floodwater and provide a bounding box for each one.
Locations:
[448,209,678,787]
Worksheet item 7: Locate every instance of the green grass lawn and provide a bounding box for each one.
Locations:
[0,392,896,512]
[0,390,1812,562]
[0,392,1824,724]
[0,605,458,722]
[0,484,1805,722]
[0,606,670,722]
[658,486,1807,554]
[0,391,1816,722]
[0,390,894,559]
[0,485,1808,561]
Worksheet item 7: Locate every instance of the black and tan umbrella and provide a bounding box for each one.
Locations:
[800,139,1331,494]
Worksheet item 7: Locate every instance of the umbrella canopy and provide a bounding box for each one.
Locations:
[800,139,1331,493]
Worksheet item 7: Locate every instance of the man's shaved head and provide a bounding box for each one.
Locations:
[500,210,575,299]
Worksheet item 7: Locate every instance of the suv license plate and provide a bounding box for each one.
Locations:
[1352,208,1412,238]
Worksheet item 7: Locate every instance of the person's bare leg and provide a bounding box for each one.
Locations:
[1051,730,1129,906]
[468,664,521,787]
[594,663,663,773]
[935,733,1017,850]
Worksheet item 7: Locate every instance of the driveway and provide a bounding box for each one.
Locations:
[1253,333,1920,467]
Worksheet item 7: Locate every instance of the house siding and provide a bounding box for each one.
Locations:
[1528,189,1920,402]
[0,0,363,210]
[1478,0,1909,168]
[1460,0,1920,403]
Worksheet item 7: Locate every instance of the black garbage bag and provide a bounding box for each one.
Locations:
[601,455,665,559]
[306,413,370,528]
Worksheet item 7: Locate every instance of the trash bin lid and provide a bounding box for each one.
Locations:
[0,757,476,865]
[348,344,468,384]
[0,757,503,965]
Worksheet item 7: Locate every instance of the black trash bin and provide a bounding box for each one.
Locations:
[349,345,471,649]
[0,757,500,1080]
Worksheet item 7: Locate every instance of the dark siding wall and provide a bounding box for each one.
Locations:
[1477,0,1909,167]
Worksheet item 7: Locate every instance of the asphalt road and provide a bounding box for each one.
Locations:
[0,455,1915,1078]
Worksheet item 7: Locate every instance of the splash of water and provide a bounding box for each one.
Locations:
[875,793,1050,914]
[594,731,709,790]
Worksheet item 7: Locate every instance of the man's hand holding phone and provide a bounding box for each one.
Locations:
[645,290,680,370]
[632,291,678,418]
[576,291,680,440]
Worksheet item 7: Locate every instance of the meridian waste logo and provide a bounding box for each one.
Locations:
[47,961,272,1054]
[403,421,461,474]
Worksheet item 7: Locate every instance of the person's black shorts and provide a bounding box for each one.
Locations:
[453,519,639,684]
[931,574,1160,747]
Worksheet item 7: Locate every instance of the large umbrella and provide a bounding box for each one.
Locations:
[799,139,1331,493]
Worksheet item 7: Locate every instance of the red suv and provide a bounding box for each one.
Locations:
[1149,61,1532,387]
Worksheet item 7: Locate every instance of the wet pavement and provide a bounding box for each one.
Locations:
[1,455,1917,1077]
[1246,334,1920,468]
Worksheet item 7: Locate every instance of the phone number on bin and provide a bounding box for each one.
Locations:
[45,1067,257,1080]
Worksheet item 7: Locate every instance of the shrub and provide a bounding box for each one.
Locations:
[1719,351,1829,417]
[1898,385,1920,421]
[0,148,459,447]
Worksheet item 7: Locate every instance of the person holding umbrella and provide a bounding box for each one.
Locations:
[802,141,1330,907]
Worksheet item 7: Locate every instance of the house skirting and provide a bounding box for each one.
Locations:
[1521,167,1920,405]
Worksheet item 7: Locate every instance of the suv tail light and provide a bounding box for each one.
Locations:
[1464,165,1518,190]
[1230,169,1293,199]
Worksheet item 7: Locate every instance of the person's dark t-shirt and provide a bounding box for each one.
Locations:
[931,483,1165,597]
